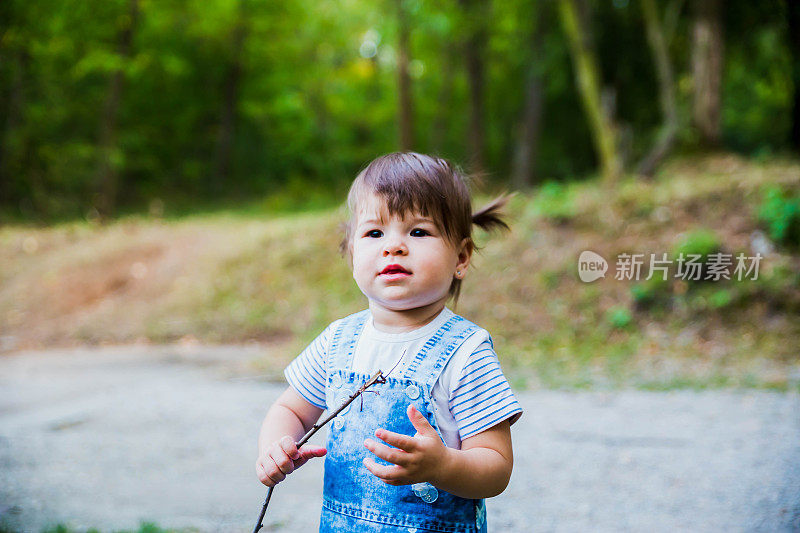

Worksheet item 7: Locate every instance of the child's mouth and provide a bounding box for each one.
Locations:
[380,264,411,277]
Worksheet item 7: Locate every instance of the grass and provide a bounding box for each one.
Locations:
[0,522,196,533]
[1,153,799,391]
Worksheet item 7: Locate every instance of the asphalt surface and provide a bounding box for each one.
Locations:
[0,345,798,532]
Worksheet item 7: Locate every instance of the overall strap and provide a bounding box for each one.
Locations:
[328,309,370,371]
[402,314,481,387]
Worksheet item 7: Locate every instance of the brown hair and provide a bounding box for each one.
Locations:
[339,152,510,304]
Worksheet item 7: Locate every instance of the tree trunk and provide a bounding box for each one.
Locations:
[691,0,723,146]
[460,0,489,175]
[0,49,26,207]
[637,0,679,176]
[663,0,686,45]
[788,0,800,151]
[557,0,622,184]
[511,2,546,189]
[0,48,49,218]
[213,1,247,194]
[430,43,455,154]
[396,0,414,151]
[93,0,139,221]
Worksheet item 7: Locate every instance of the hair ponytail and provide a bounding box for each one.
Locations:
[472,193,514,233]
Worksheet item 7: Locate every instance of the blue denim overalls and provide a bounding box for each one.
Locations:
[320,309,488,533]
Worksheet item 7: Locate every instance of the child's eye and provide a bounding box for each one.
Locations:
[365,230,383,238]
[410,228,430,237]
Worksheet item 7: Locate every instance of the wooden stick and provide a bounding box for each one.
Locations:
[252,370,387,533]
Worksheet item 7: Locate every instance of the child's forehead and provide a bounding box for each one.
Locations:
[354,193,429,223]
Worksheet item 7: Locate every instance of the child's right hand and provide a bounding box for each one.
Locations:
[256,435,327,487]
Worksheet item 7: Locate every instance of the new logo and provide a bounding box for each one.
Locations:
[578,250,608,282]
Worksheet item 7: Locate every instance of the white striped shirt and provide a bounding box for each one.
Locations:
[284,308,522,448]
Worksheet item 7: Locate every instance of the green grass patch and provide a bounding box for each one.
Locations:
[36,522,197,533]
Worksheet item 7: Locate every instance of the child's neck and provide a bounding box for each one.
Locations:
[369,300,447,334]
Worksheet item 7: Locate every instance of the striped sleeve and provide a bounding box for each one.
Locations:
[450,339,523,441]
[283,324,331,410]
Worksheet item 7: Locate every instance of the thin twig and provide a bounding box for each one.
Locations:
[297,370,387,446]
[252,369,387,533]
[383,348,406,380]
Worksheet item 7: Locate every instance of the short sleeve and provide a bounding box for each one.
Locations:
[449,339,523,440]
[283,324,332,410]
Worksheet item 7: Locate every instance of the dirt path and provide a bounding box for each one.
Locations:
[1,346,798,532]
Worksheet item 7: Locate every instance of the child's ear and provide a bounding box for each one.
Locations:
[456,238,473,269]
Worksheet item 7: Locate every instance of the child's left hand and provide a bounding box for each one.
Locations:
[363,404,449,486]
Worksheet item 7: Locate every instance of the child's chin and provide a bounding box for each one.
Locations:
[374,295,442,312]
[376,299,414,311]
[370,294,416,309]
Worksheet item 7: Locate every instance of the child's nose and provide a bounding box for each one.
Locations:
[382,238,408,256]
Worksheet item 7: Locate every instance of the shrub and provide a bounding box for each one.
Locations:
[632,229,733,313]
[630,276,669,310]
[671,229,725,284]
[672,229,723,261]
[708,288,733,309]
[758,186,800,249]
[533,181,575,223]
[606,306,633,329]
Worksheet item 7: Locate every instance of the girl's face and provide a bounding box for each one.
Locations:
[351,194,470,314]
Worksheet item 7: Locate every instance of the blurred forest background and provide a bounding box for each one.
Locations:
[0,0,797,219]
[1,0,799,390]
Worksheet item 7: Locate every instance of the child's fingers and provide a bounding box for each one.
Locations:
[364,438,409,467]
[299,445,327,459]
[256,457,282,487]
[374,428,417,452]
[269,441,295,476]
[267,456,288,483]
[362,456,405,485]
[255,460,272,486]
[295,445,327,467]
[406,404,438,437]
[265,470,284,486]
[279,435,301,460]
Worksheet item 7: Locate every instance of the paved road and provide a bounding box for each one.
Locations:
[0,346,798,532]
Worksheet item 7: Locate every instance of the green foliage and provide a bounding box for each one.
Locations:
[257,175,342,214]
[41,526,100,533]
[541,269,562,290]
[708,288,733,309]
[758,186,800,248]
[633,228,731,313]
[745,260,800,314]
[680,285,742,314]
[722,25,792,152]
[605,305,632,329]
[633,276,738,314]
[135,523,170,533]
[0,0,795,223]
[630,275,668,308]
[615,180,655,217]
[672,229,722,261]
[532,181,576,222]
[40,522,179,533]
[630,282,654,305]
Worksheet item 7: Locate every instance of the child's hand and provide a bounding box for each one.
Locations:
[363,404,449,486]
[256,436,327,487]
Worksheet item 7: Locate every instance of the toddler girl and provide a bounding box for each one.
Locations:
[256,152,523,532]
